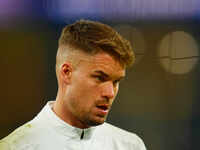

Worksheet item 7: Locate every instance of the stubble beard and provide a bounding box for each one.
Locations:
[80,113,108,127]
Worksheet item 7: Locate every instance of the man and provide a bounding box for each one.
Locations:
[0,20,146,150]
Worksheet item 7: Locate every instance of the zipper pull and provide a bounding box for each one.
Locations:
[80,130,84,139]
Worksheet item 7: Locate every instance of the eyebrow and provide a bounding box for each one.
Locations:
[94,70,125,81]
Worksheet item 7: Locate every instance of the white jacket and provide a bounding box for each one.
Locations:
[0,101,146,150]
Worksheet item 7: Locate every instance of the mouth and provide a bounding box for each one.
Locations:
[96,104,110,116]
[97,103,109,110]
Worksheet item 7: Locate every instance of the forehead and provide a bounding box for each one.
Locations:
[78,51,126,77]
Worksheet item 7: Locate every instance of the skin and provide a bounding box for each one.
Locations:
[53,50,125,129]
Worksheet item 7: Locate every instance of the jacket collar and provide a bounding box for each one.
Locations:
[36,101,97,140]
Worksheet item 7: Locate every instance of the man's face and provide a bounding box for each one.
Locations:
[63,51,125,128]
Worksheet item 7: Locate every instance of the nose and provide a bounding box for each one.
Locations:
[102,81,115,100]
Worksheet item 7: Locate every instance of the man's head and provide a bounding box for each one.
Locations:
[54,20,135,128]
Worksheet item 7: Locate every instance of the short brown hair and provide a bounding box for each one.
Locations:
[58,20,134,68]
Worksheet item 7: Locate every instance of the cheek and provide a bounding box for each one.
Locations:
[112,86,119,100]
[75,80,98,104]
[115,86,119,95]
[71,73,101,105]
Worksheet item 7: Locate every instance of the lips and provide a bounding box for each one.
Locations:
[96,104,109,111]
[95,104,110,117]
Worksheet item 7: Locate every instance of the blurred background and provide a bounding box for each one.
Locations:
[0,0,200,150]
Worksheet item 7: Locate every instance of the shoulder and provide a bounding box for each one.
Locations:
[0,140,10,150]
[0,121,43,150]
[96,122,146,150]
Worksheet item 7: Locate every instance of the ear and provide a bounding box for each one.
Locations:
[60,62,72,84]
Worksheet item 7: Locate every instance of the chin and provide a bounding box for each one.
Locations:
[85,117,106,127]
[88,121,104,127]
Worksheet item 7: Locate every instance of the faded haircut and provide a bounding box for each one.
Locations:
[57,19,135,68]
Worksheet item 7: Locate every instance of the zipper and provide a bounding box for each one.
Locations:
[80,130,84,140]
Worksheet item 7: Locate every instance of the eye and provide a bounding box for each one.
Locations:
[93,75,106,82]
